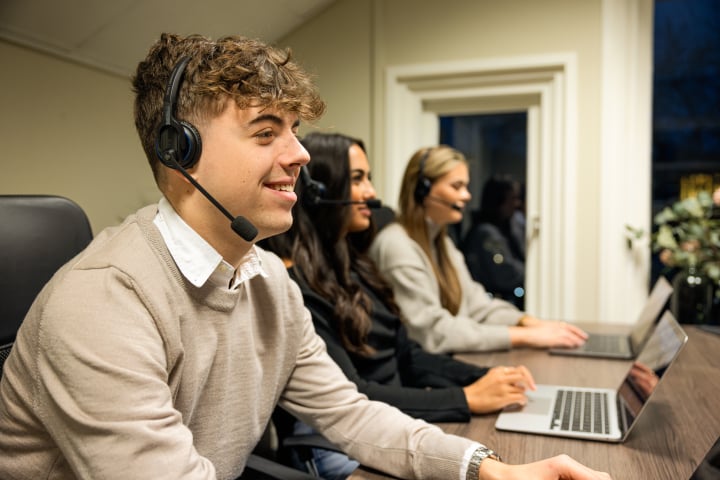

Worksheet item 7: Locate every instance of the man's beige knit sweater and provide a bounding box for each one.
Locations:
[0,205,477,480]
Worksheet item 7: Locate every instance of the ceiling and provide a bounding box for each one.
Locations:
[0,0,337,77]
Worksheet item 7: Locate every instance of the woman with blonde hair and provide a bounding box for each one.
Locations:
[369,145,588,353]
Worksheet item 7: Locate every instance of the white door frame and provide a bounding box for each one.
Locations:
[381,53,578,318]
[377,0,652,323]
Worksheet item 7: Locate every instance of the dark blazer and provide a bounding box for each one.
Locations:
[288,268,489,423]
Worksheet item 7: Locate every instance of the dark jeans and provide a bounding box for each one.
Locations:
[288,422,359,480]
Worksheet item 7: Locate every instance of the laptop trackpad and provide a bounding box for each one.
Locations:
[505,395,552,415]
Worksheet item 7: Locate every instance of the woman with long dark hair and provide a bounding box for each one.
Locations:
[263,132,535,479]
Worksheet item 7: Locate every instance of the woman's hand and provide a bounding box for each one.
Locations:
[510,317,588,348]
[463,365,536,413]
[479,454,613,480]
[628,361,659,397]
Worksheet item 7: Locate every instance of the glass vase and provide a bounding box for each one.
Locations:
[671,266,713,324]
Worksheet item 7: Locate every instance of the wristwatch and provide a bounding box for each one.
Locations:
[466,446,502,480]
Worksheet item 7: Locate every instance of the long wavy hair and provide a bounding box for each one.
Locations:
[397,145,466,315]
[265,132,400,356]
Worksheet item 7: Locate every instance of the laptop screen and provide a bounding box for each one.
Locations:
[628,276,673,352]
[617,311,687,436]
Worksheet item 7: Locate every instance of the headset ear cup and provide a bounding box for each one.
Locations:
[302,177,327,207]
[155,121,202,170]
[178,120,202,169]
[300,165,328,207]
[414,176,432,204]
[413,148,433,204]
[156,124,179,168]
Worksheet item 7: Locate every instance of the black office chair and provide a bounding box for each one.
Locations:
[691,435,720,480]
[243,454,319,480]
[372,205,396,233]
[242,408,345,479]
[0,195,93,376]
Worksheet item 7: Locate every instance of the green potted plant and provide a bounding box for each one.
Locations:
[626,189,720,324]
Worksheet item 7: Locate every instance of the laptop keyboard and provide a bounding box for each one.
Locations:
[585,334,625,353]
[550,389,610,434]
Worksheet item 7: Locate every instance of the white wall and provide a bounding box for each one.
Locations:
[0,40,159,234]
[282,0,652,323]
[289,0,374,142]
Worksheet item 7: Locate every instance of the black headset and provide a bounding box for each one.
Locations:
[155,56,202,169]
[300,165,327,206]
[299,165,382,209]
[151,55,258,241]
[413,147,433,204]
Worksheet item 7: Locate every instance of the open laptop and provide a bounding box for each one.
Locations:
[495,310,687,442]
[549,276,673,359]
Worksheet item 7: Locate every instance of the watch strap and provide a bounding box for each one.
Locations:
[466,446,501,480]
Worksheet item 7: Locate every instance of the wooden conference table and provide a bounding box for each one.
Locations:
[348,324,720,480]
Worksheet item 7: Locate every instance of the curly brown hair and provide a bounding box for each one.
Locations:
[132,33,326,181]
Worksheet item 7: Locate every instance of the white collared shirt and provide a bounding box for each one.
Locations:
[153,197,267,290]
